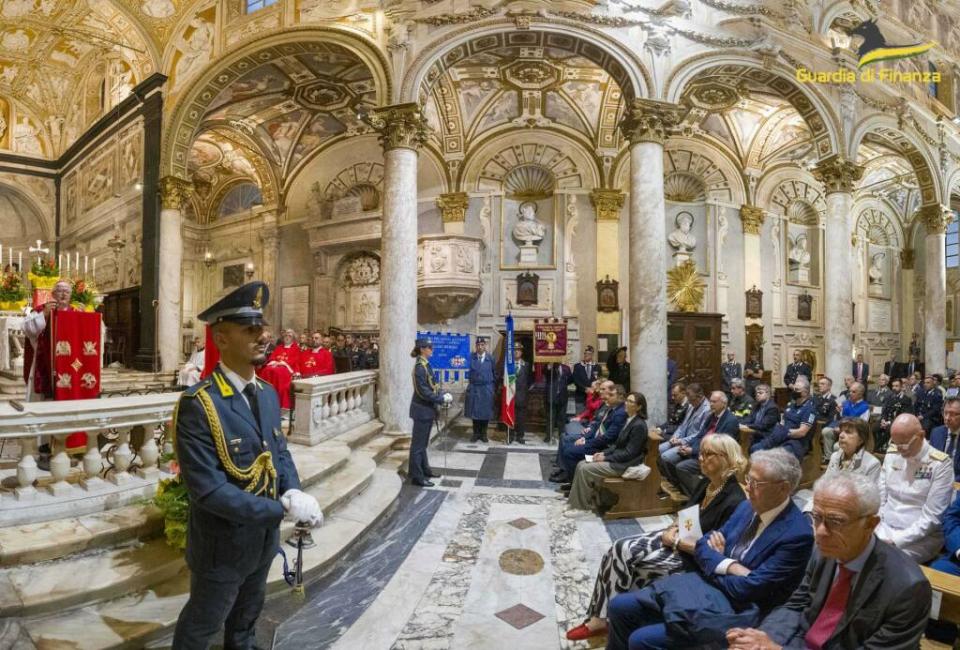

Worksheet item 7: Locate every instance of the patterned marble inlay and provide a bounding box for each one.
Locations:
[494,603,546,630]
[498,548,544,575]
[508,517,536,530]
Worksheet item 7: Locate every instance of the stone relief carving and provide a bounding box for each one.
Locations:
[429,243,448,272]
[479,194,492,273]
[174,16,215,90]
[563,193,580,316]
[717,205,728,281]
[13,117,41,155]
[343,254,379,287]
[454,245,474,273]
[771,218,782,287]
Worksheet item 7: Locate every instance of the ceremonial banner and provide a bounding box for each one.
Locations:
[533,319,568,363]
[52,310,101,452]
[416,331,470,371]
[500,314,516,428]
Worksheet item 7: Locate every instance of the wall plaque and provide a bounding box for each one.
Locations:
[222,263,245,289]
[797,292,812,321]
[516,271,539,306]
[596,275,620,312]
[745,285,763,319]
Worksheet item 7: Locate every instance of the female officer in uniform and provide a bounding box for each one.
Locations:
[409,338,452,487]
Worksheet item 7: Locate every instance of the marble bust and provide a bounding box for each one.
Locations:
[667,212,697,253]
[788,234,811,270]
[869,252,885,288]
[512,201,546,246]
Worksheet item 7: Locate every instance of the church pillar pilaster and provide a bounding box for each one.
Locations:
[367,103,427,436]
[812,155,862,385]
[258,214,280,327]
[619,99,683,423]
[919,204,952,374]
[157,176,192,373]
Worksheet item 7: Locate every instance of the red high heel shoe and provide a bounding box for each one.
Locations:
[565,623,606,641]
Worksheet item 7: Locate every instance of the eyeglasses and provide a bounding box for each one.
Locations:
[808,512,867,531]
[699,450,719,459]
[745,476,784,489]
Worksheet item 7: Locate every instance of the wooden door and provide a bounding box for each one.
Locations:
[101,287,140,368]
[667,312,722,393]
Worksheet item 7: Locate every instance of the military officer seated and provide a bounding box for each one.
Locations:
[173,281,323,649]
[877,413,953,563]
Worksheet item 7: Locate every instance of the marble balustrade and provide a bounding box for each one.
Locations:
[290,370,379,446]
[0,314,25,371]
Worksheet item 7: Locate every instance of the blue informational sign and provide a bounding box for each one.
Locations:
[416,331,471,371]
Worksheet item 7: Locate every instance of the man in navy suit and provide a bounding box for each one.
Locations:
[607,448,813,649]
[930,396,960,481]
[739,384,780,448]
[572,345,601,411]
[173,282,323,648]
[557,385,627,485]
[851,353,870,385]
[672,391,740,496]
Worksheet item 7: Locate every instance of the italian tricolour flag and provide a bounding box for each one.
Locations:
[500,313,516,428]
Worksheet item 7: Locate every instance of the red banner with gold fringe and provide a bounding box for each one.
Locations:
[52,311,101,452]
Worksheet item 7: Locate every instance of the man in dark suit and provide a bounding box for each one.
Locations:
[572,345,600,411]
[173,282,323,648]
[884,352,903,382]
[929,396,960,481]
[851,353,869,385]
[739,383,780,448]
[509,343,531,445]
[728,471,931,650]
[918,374,945,434]
[721,351,743,394]
[607,448,814,649]
[904,353,924,382]
[556,385,627,484]
[672,390,741,496]
[545,361,573,443]
[783,350,812,388]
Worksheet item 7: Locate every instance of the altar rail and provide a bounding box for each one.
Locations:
[0,313,24,371]
[290,370,378,445]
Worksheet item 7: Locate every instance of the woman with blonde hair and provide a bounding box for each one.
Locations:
[566,433,747,641]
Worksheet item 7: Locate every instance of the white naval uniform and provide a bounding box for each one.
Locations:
[877,440,954,563]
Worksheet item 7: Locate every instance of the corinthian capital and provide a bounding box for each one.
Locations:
[159,176,193,211]
[364,103,429,152]
[618,99,685,145]
[811,154,863,194]
[437,192,469,223]
[590,188,625,221]
[918,203,954,234]
[739,205,765,235]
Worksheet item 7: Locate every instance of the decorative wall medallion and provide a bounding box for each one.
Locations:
[596,275,620,312]
[516,271,539,306]
[498,548,544,576]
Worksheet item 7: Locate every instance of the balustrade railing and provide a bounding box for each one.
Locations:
[290,370,378,445]
[0,314,25,372]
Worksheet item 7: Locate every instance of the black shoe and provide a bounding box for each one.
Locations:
[481,437,489,443]
[560,482,572,490]
[516,438,526,445]
[412,479,435,487]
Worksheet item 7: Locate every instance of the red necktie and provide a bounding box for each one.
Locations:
[805,565,854,650]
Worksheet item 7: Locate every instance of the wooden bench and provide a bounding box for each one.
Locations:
[922,566,960,626]
[799,421,824,489]
[602,436,682,520]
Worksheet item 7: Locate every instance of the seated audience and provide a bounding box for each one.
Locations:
[177,336,205,387]
[878,377,912,450]
[931,490,960,577]
[867,373,892,406]
[917,375,945,434]
[930,395,960,481]
[728,379,754,419]
[837,375,855,403]
[257,328,302,409]
[669,391,740,497]
[555,384,626,484]
[877,413,953,563]
[946,373,960,399]
[751,376,816,460]
[653,383,710,495]
[300,331,335,378]
[648,382,689,440]
[571,379,605,427]
[606,449,814,649]
[727,471,931,650]
[907,372,922,399]
[812,376,837,423]
[821,381,869,462]
[825,417,880,483]
[739,383,779,448]
[566,433,746,641]
[562,380,613,439]
[564,392,648,516]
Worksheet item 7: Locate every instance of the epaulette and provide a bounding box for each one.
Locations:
[930,449,949,462]
[182,379,211,397]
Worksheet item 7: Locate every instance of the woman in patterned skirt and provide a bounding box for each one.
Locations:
[565,433,747,641]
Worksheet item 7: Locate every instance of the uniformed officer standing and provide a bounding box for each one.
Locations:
[878,413,954,563]
[720,351,742,395]
[465,336,496,443]
[173,282,323,649]
[409,338,451,487]
[782,350,812,387]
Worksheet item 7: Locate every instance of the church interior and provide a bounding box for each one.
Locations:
[5,0,960,647]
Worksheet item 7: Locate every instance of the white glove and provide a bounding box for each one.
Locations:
[442,392,453,405]
[280,489,324,527]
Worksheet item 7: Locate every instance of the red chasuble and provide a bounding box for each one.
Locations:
[257,343,301,408]
[301,347,335,378]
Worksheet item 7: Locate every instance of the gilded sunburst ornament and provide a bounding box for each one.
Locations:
[667,260,704,312]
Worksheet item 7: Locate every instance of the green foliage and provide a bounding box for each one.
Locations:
[153,475,189,551]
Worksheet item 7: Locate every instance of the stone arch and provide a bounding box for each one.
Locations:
[162,28,391,180]
[0,181,53,242]
[755,165,827,221]
[850,113,942,206]
[854,202,903,247]
[400,22,651,105]
[664,53,842,160]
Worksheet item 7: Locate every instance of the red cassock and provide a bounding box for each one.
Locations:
[301,347,335,378]
[257,343,301,408]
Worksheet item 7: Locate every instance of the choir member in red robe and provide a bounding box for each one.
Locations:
[301,331,335,378]
[257,328,301,409]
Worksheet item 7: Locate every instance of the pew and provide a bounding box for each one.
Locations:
[922,566,960,627]
[602,435,682,520]
[799,421,824,489]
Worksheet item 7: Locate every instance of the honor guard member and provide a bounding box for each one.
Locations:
[720,351,742,394]
[173,282,323,649]
[465,336,496,443]
[783,350,812,388]
[409,338,451,487]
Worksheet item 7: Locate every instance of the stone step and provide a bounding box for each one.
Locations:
[358,433,397,464]
[335,419,384,450]
[17,468,402,649]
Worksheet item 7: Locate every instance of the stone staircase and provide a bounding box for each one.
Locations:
[0,419,406,649]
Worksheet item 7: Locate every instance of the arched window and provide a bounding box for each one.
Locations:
[947,212,959,268]
[246,0,277,13]
[218,183,262,219]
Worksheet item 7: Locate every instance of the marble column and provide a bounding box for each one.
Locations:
[157,176,192,373]
[619,99,684,423]
[369,103,427,436]
[812,155,862,385]
[437,192,468,235]
[919,204,953,374]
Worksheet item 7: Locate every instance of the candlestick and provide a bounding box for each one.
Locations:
[18,251,22,272]
[65,255,69,274]
[75,251,79,270]
[93,257,96,280]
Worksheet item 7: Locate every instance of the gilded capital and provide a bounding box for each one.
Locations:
[900,248,914,270]
[159,176,193,211]
[436,192,469,223]
[365,103,429,151]
[739,205,765,235]
[590,188,625,221]
[918,203,953,234]
[810,154,863,194]
[618,99,685,146]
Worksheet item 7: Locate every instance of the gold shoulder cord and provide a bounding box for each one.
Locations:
[194,389,278,497]
[413,357,438,400]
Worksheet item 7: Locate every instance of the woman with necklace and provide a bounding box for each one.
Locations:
[566,433,747,641]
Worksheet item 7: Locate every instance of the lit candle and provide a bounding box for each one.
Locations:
[84,256,88,275]
[18,251,21,271]
[75,251,79,270]
[93,257,96,280]
[65,255,69,274]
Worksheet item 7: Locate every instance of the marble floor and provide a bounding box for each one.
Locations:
[258,435,677,650]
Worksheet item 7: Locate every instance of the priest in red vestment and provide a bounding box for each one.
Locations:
[257,328,301,409]
[301,331,335,378]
